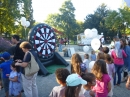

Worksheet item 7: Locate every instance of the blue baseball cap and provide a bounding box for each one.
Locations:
[66,74,87,86]
[2,52,10,60]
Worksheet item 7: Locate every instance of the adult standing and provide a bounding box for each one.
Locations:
[120,38,130,81]
[64,38,67,46]
[15,41,38,97]
[11,35,25,61]
[58,38,63,52]
[101,36,105,45]
[111,42,127,85]
[128,38,130,46]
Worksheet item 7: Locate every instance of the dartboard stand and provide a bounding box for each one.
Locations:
[28,23,69,75]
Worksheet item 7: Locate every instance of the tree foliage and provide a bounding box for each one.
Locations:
[0,0,34,38]
[45,2,130,40]
[59,0,77,39]
[0,0,20,34]
[45,0,80,40]
[105,6,130,35]
[45,13,60,29]
[83,3,109,36]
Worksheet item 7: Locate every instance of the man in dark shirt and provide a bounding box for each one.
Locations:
[11,35,25,61]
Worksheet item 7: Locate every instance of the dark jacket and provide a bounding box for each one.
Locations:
[13,42,25,61]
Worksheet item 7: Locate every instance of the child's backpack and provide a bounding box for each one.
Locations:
[80,63,86,73]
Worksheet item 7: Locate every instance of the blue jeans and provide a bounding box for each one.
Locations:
[58,44,62,52]
[114,64,123,85]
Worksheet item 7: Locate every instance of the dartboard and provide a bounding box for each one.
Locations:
[28,23,56,61]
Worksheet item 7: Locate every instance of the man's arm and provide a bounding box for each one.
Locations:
[15,62,28,67]
[15,52,30,67]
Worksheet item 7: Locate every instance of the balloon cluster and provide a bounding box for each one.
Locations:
[83,28,101,52]
[20,17,30,27]
[83,38,100,52]
[84,28,98,38]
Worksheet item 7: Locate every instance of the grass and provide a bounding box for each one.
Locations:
[45,64,66,73]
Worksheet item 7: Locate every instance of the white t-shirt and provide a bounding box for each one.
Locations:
[101,37,104,43]
[83,59,89,69]
[79,85,85,97]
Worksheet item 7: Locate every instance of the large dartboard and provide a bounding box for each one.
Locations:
[28,23,56,61]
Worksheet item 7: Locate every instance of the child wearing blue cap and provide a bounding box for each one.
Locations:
[0,52,12,97]
[65,73,87,97]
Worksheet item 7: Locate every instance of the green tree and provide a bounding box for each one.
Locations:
[0,0,21,34]
[45,0,77,40]
[58,0,77,40]
[118,7,130,34]
[83,4,109,36]
[45,0,78,39]
[45,13,61,30]
[0,0,34,38]
[22,0,34,28]
[105,10,122,36]
[75,20,84,34]
[105,6,130,36]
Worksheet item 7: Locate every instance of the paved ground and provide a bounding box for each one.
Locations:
[0,45,130,97]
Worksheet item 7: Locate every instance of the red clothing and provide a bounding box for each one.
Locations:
[59,39,64,44]
[111,50,127,65]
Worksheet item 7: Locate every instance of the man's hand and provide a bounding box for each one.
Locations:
[10,55,14,58]
[15,59,22,63]
[15,62,21,66]
[6,74,10,77]
[0,57,4,60]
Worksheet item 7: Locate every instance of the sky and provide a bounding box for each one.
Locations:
[32,0,123,22]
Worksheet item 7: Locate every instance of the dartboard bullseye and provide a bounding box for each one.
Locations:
[28,23,56,61]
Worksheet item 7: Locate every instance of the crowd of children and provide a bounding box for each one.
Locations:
[1,36,130,97]
[49,37,130,97]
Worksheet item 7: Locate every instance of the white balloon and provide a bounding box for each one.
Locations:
[84,29,91,38]
[26,21,30,27]
[89,31,94,38]
[89,61,95,71]
[84,28,98,38]
[21,21,26,26]
[20,17,26,23]
[92,28,98,37]
[20,17,27,26]
[91,38,101,51]
[83,46,89,53]
[124,0,130,7]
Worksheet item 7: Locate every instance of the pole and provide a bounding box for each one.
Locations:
[24,26,27,40]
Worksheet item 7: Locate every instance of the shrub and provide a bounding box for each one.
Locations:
[0,37,13,52]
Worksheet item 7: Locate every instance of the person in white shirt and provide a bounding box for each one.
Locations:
[101,36,105,45]
[83,54,89,69]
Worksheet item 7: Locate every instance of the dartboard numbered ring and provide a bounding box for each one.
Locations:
[28,23,56,61]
